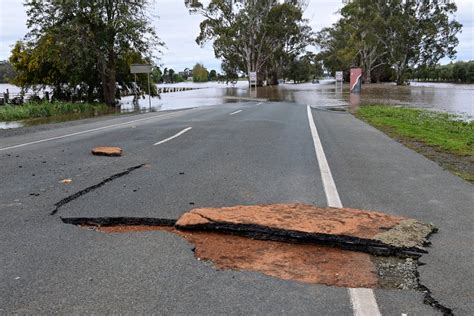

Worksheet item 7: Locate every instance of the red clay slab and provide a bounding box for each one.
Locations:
[176,203,403,238]
[176,203,435,252]
[91,147,123,157]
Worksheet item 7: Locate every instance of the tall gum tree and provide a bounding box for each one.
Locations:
[185,0,313,86]
[380,0,461,85]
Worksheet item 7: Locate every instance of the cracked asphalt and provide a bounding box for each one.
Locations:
[0,101,472,314]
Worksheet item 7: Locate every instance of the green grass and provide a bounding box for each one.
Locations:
[355,105,474,157]
[0,102,111,122]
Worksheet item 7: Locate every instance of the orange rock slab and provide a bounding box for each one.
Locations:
[91,147,123,157]
[176,203,404,240]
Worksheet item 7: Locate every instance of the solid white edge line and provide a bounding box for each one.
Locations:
[0,111,187,152]
[307,105,381,316]
[153,127,192,146]
[230,110,243,115]
[306,105,342,208]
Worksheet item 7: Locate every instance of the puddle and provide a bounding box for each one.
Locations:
[0,121,24,129]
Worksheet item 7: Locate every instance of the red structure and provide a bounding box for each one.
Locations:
[350,68,363,93]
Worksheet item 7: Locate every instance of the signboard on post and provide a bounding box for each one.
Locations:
[130,64,152,74]
[130,64,153,109]
[335,71,343,82]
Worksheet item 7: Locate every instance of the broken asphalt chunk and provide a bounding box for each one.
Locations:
[175,203,436,257]
[91,147,122,157]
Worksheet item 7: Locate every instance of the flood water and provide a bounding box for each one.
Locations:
[1,81,472,129]
[128,81,474,115]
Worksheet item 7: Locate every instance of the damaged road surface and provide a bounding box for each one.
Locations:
[64,203,440,306]
[1,102,472,315]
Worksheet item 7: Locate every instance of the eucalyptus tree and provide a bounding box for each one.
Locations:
[11,0,160,105]
[316,0,461,85]
[339,0,388,83]
[315,23,355,75]
[380,0,461,85]
[185,0,313,85]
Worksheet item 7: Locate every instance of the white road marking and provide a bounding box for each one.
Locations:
[256,102,263,105]
[153,127,192,146]
[230,110,243,115]
[0,111,187,152]
[307,105,381,316]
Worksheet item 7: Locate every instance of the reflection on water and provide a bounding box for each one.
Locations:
[1,81,472,129]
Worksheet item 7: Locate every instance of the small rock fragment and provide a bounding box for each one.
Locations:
[91,147,123,157]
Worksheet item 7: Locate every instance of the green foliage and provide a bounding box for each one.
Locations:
[209,70,217,81]
[151,67,163,83]
[10,1,161,105]
[316,0,462,85]
[284,53,322,83]
[356,106,474,157]
[186,0,313,85]
[0,102,110,121]
[0,61,15,83]
[173,74,185,83]
[192,63,209,82]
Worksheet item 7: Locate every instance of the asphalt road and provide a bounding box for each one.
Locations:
[0,101,472,315]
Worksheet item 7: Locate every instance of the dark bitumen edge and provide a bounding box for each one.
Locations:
[50,164,145,215]
[176,222,426,258]
[415,264,454,315]
[61,217,176,227]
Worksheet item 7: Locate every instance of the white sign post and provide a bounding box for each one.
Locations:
[249,71,257,86]
[335,71,344,90]
[249,71,257,97]
[130,64,153,109]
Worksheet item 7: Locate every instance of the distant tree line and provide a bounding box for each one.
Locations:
[315,0,462,85]
[410,61,474,84]
[0,61,15,83]
[151,63,220,84]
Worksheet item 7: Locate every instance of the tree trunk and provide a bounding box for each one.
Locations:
[102,52,117,106]
[395,54,408,86]
[270,71,279,86]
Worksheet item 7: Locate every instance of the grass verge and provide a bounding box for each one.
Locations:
[0,102,112,122]
[355,105,474,183]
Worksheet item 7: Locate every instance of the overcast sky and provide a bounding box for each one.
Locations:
[0,0,472,72]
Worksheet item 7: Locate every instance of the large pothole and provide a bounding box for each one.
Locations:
[63,203,435,290]
[86,225,419,289]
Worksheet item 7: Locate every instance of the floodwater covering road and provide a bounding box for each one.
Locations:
[1,81,473,129]
[0,100,472,314]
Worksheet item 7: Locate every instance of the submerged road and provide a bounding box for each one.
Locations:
[0,102,472,315]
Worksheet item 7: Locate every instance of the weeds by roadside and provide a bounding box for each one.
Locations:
[0,102,112,121]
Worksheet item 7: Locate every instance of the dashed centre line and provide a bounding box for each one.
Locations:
[306,105,381,316]
[153,127,193,146]
[230,110,243,115]
[0,110,189,152]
